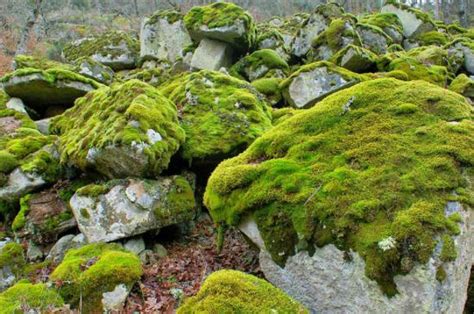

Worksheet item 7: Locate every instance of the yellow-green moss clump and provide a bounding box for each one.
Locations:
[184,2,256,50]
[51,79,185,178]
[159,70,272,166]
[416,31,450,46]
[310,18,361,57]
[177,270,308,313]
[387,55,448,87]
[230,49,289,81]
[205,78,473,295]
[50,242,142,312]
[449,73,474,98]
[251,77,284,106]
[13,54,75,71]
[0,242,26,278]
[0,282,64,313]
[360,12,403,36]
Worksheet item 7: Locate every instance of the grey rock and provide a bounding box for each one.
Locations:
[70,176,196,243]
[139,249,155,264]
[190,38,233,71]
[335,46,375,73]
[381,4,435,38]
[153,243,168,258]
[3,73,95,109]
[283,65,359,109]
[75,58,114,84]
[240,201,474,313]
[291,13,327,57]
[187,18,249,50]
[35,118,51,135]
[124,237,145,255]
[6,98,28,115]
[356,25,390,55]
[383,26,404,44]
[140,13,192,63]
[46,233,87,263]
[26,241,43,262]
[102,284,129,311]
[0,168,46,203]
[0,238,15,292]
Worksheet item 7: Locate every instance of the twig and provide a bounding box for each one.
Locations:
[304,184,322,206]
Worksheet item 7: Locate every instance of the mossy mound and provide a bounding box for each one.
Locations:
[159,70,272,166]
[0,242,26,279]
[416,31,450,46]
[51,79,185,178]
[177,270,308,313]
[62,31,139,70]
[145,9,183,25]
[449,73,474,99]
[0,282,63,313]
[204,78,473,295]
[184,2,256,51]
[50,242,142,312]
[230,49,289,81]
[13,55,75,71]
[387,55,448,86]
[251,77,283,106]
[116,66,171,87]
[360,12,403,35]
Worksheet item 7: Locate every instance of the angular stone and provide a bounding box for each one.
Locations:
[102,284,129,312]
[6,98,28,115]
[331,45,376,73]
[356,24,391,55]
[190,38,233,71]
[75,57,114,84]
[0,169,46,204]
[35,118,51,135]
[282,61,361,108]
[140,10,192,63]
[70,176,196,243]
[124,237,145,255]
[381,3,435,38]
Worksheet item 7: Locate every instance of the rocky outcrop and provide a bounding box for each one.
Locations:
[69,176,196,242]
[381,2,435,38]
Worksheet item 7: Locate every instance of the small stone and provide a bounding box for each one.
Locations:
[102,284,129,311]
[124,237,146,255]
[35,118,51,135]
[6,98,28,115]
[153,243,168,258]
[26,241,43,262]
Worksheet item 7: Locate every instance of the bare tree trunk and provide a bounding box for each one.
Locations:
[459,0,468,26]
[434,0,440,19]
[15,0,42,55]
[133,0,139,16]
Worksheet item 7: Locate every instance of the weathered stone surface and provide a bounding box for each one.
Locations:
[190,38,233,71]
[140,10,192,63]
[102,284,129,312]
[26,240,43,261]
[381,3,435,38]
[2,71,98,109]
[5,98,28,115]
[331,45,376,73]
[243,200,473,313]
[0,169,46,204]
[281,62,361,108]
[70,176,196,243]
[356,24,391,55]
[124,237,146,255]
[46,233,86,263]
[35,118,51,135]
[74,57,114,84]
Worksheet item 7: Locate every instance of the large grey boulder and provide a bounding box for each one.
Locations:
[70,176,196,243]
[281,61,361,108]
[0,168,46,204]
[356,24,391,55]
[381,3,435,38]
[74,57,114,85]
[240,201,473,313]
[190,38,233,71]
[140,10,192,63]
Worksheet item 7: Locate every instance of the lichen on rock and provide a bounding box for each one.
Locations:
[204,78,473,295]
[177,270,308,313]
[51,79,185,178]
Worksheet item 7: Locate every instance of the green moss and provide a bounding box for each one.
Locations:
[184,2,255,50]
[76,183,110,197]
[388,56,448,87]
[160,176,196,220]
[449,74,474,98]
[63,31,139,64]
[204,78,473,295]
[330,44,377,73]
[0,242,26,278]
[0,89,9,109]
[11,194,31,231]
[21,147,62,182]
[0,282,63,313]
[0,151,18,173]
[159,71,272,166]
[272,108,301,126]
[116,66,171,87]
[251,78,283,105]
[145,9,183,25]
[51,79,185,178]
[440,234,457,262]
[436,265,447,281]
[312,18,361,52]
[177,270,308,313]
[416,31,450,46]
[13,54,75,71]
[360,13,403,34]
[388,44,404,52]
[50,242,142,312]
[230,49,289,81]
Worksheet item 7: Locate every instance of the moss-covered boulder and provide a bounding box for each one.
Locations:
[50,242,142,312]
[387,55,448,86]
[446,38,474,75]
[13,55,75,71]
[0,109,61,213]
[415,30,450,46]
[309,17,361,61]
[140,9,192,63]
[0,242,25,291]
[51,79,185,179]
[280,61,363,108]
[63,31,139,70]
[177,270,308,313]
[251,77,284,106]
[116,66,171,87]
[356,23,392,55]
[0,282,63,312]
[360,13,404,44]
[291,2,344,58]
[381,1,436,38]
[184,2,256,51]
[74,57,114,84]
[449,73,474,100]
[69,175,196,242]
[205,78,473,311]
[1,67,103,110]
[159,70,272,166]
[255,24,290,61]
[230,49,289,81]
[330,44,377,73]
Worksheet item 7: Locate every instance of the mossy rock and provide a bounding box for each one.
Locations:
[230,49,289,82]
[416,31,450,46]
[116,66,171,87]
[177,270,308,313]
[360,13,404,43]
[0,242,26,281]
[74,57,115,84]
[13,55,75,71]
[330,44,377,73]
[0,282,63,312]
[449,73,474,99]
[251,77,284,106]
[387,55,448,86]
[159,70,272,166]
[356,23,392,55]
[184,2,256,51]
[50,242,142,312]
[204,78,473,294]
[63,31,139,70]
[1,67,103,110]
[381,1,436,38]
[51,79,185,178]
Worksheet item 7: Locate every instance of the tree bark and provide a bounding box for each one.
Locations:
[15,0,43,55]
